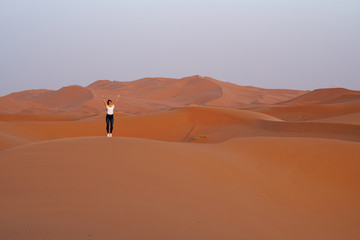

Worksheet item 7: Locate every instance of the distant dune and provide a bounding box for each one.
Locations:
[279,88,360,105]
[249,88,360,122]
[1,76,360,239]
[0,75,307,114]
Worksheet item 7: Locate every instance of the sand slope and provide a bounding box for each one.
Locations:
[311,112,360,125]
[1,106,360,151]
[1,137,359,240]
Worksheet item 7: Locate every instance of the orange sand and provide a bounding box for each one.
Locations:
[1,137,359,240]
[1,76,359,239]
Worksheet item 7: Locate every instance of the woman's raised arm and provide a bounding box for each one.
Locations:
[115,94,120,105]
[101,96,107,107]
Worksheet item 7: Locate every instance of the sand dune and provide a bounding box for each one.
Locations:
[279,88,360,105]
[1,137,359,240]
[89,75,306,109]
[205,78,308,107]
[249,98,360,121]
[311,112,360,125]
[117,106,360,143]
[1,76,359,239]
[1,106,360,152]
[2,106,278,149]
[0,90,51,114]
[0,86,94,113]
[244,88,360,122]
[0,75,306,114]
[33,85,94,110]
[0,131,31,151]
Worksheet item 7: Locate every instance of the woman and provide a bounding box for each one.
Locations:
[102,94,120,137]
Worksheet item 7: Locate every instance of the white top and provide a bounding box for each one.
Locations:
[106,105,114,115]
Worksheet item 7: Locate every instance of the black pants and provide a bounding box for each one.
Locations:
[106,114,114,133]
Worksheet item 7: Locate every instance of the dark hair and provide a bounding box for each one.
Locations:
[107,100,112,105]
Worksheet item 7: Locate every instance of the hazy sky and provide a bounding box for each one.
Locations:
[1,0,359,96]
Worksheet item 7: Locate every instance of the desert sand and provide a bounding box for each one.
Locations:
[1,76,360,239]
